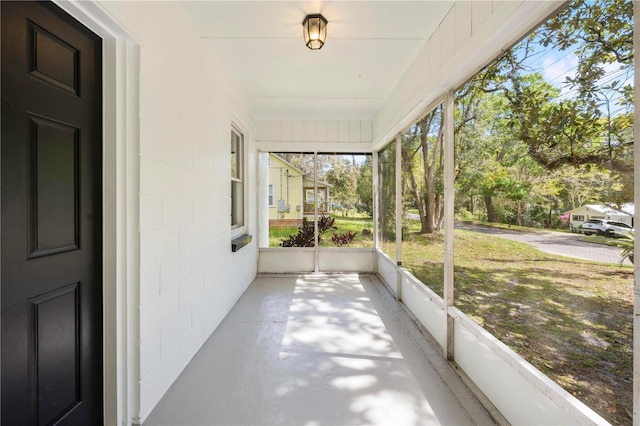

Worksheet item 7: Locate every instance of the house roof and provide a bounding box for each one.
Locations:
[303,177,333,188]
[566,204,635,217]
[269,153,305,175]
[270,153,333,187]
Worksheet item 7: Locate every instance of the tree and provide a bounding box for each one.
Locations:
[356,156,373,215]
[324,157,357,214]
[452,0,633,229]
[402,105,445,234]
[476,0,633,174]
[378,143,397,240]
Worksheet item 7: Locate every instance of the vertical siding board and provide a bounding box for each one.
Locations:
[268,120,281,142]
[471,2,493,36]
[349,120,361,143]
[316,120,327,142]
[429,27,442,75]
[454,2,472,53]
[440,10,455,66]
[361,121,372,143]
[304,120,316,142]
[338,121,350,142]
[293,120,304,142]
[281,120,294,142]
[326,120,339,142]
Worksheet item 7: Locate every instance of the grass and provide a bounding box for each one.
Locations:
[399,227,633,425]
[457,218,552,233]
[268,215,374,248]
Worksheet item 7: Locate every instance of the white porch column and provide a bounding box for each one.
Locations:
[314,152,319,272]
[395,135,403,301]
[373,151,379,268]
[443,91,455,360]
[633,3,640,424]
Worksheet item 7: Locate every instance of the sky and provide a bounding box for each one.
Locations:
[524,43,633,115]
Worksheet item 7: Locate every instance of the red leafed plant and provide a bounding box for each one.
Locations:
[331,231,358,247]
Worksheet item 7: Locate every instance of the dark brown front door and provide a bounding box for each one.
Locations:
[1,1,103,424]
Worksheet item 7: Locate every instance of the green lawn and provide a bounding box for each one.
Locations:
[400,228,633,425]
[268,215,374,248]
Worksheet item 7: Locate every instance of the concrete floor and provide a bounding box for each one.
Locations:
[143,274,497,425]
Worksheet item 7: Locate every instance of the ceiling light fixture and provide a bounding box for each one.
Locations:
[302,14,327,50]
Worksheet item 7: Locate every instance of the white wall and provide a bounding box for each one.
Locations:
[97,1,258,422]
[256,119,372,152]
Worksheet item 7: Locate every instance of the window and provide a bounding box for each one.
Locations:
[262,152,373,248]
[268,184,274,207]
[231,126,244,229]
[572,215,585,221]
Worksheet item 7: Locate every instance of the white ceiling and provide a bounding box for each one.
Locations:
[182,1,453,120]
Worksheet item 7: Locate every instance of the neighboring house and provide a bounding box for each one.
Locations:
[566,204,635,230]
[268,153,331,227]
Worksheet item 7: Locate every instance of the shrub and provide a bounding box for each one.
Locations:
[281,216,336,247]
[331,231,358,247]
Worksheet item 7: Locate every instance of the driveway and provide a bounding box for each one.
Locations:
[455,222,631,265]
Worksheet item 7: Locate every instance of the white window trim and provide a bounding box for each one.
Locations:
[231,124,246,234]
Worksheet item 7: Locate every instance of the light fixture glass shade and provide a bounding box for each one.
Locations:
[302,14,327,50]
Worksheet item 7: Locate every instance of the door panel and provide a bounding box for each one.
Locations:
[29,115,80,258]
[1,2,103,425]
[29,283,81,425]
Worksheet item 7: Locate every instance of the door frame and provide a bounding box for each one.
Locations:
[50,2,140,424]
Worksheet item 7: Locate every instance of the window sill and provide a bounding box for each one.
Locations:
[231,234,252,252]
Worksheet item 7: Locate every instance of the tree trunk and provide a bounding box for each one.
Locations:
[516,201,523,226]
[406,162,428,233]
[485,196,496,222]
[424,176,436,234]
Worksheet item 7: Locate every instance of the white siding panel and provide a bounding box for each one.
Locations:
[162,195,193,227]
[318,250,374,272]
[258,250,314,273]
[140,158,179,195]
[316,120,327,141]
[440,10,455,66]
[338,121,350,143]
[402,274,446,347]
[268,120,281,142]
[429,27,442,76]
[101,1,259,420]
[139,331,161,379]
[140,262,161,305]
[326,120,339,142]
[361,121,372,143]
[140,194,162,231]
[349,120,361,142]
[304,120,316,142]
[293,120,305,141]
[140,119,165,160]
[454,2,472,53]
[376,252,398,295]
[281,120,294,142]
[256,121,269,141]
[139,296,162,343]
[471,1,493,36]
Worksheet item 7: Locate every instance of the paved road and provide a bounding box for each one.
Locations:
[455,222,631,265]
